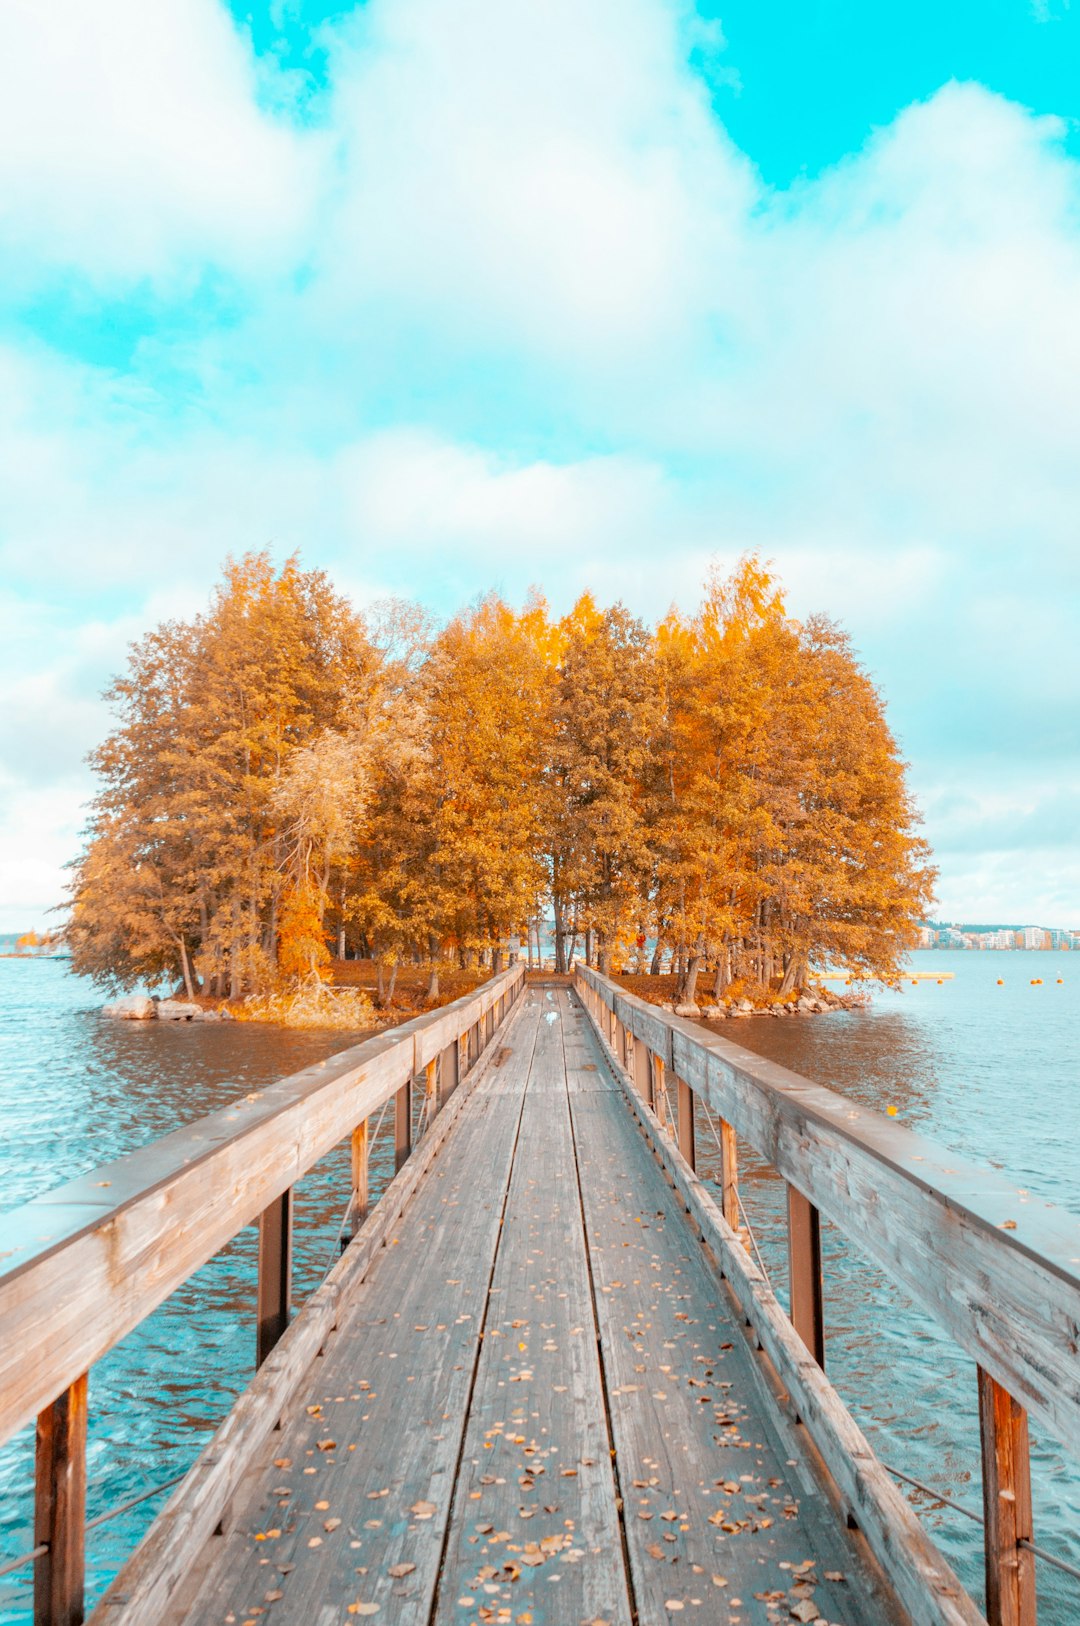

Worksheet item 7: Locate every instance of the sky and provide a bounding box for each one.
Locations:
[1,0,1078,933]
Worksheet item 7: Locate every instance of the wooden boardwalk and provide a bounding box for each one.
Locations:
[125,989,887,1626]
[4,962,1079,1626]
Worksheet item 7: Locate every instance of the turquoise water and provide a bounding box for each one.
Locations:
[692,949,1080,1623]
[0,952,1077,1621]
[0,959,392,1623]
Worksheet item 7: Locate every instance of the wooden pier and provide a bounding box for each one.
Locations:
[1,966,1078,1626]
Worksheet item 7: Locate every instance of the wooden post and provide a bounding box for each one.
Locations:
[441,1039,459,1101]
[395,1075,413,1173]
[978,1368,1036,1626]
[719,1118,739,1231]
[349,1119,369,1238]
[632,1035,650,1101]
[676,1077,696,1171]
[34,1374,87,1626]
[458,1031,468,1082]
[786,1185,825,1367]
[652,1054,666,1126]
[256,1188,292,1366]
[424,1057,439,1120]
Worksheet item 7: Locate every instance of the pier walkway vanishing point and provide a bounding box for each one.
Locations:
[2,967,1079,1626]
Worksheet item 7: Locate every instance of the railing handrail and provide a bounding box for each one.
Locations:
[575,962,1080,1458]
[0,964,523,1449]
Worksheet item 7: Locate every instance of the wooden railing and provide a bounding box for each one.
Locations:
[575,963,1080,1626]
[0,964,524,1626]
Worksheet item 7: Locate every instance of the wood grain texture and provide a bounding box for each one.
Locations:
[431,993,632,1626]
[566,1006,895,1626]
[577,964,1080,1459]
[0,968,523,1448]
[35,1373,87,1626]
[579,982,986,1626]
[978,1368,1036,1626]
[90,991,534,1626]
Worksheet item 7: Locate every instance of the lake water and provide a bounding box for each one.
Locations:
[1,951,1078,1622]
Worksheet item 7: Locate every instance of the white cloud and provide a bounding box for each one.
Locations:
[313,0,754,364]
[0,0,323,282]
[2,3,1080,924]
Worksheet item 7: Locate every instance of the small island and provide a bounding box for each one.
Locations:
[67,552,933,1026]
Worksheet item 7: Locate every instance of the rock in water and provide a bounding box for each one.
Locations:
[102,995,157,1020]
[157,999,202,1021]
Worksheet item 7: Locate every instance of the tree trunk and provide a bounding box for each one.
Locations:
[492,947,503,973]
[676,951,702,1005]
[554,895,567,973]
[713,941,731,999]
[178,937,196,1000]
[599,945,612,976]
[425,965,440,1002]
[585,927,594,968]
[649,940,663,976]
[778,954,804,998]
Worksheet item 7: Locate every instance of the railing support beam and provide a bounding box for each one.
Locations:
[35,1374,87,1626]
[349,1119,369,1240]
[257,1189,292,1366]
[786,1185,825,1367]
[394,1076,413,1173]
[676,1077,696,1171]
[979,1368,1036,1626]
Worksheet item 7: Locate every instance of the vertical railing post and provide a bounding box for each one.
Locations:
[441,1038,459,1101]
[395,1075,413,1173]
[349,1119,369,1240]
[257,1189,293,1366]
[676,1077,696,1170]
[632,1034,650,1101]
[786,1185,825,1367]
[719,1119,739,1231]
[34,1374,87,1626]
[424,1057,439,1121]
[979,1368,1036,1626]
[458,1030,468,1082]
[652,1053,666,1125]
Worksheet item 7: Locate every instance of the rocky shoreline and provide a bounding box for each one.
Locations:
[656,987,861,1020]
[101,995,231,1022]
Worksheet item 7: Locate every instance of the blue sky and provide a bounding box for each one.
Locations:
[1,0,1078,931]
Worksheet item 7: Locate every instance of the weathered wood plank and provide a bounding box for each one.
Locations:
[0,967,522,1448]
[584,1005,985,1626]
[87,995,532,1626]
[978,1368,1036,1626]
[165,999,541,1626]
[787,1184,825,1368]
[255,1188,293,1367]
[34,1373,87,1626]
[577,964,1080,1459]
[566,1011,892,1626]
[432,994,632,1626]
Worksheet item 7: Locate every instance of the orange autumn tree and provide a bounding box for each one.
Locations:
[69,550,933,1007]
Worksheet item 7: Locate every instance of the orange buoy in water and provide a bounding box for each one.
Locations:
[1057,978,1064,984]
[1031,978,1042,985]
[996,978,1004,985]
[911,978,918,986]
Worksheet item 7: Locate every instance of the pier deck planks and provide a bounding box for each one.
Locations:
[129,989,900,1626]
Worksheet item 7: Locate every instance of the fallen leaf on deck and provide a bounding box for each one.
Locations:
[388,1562,415,1577]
